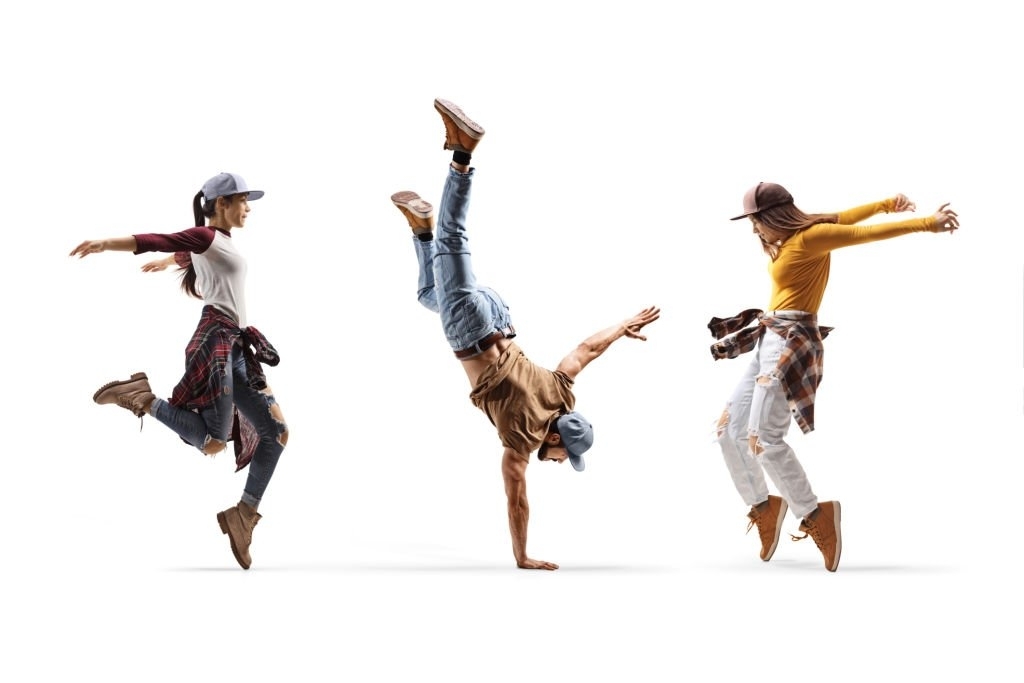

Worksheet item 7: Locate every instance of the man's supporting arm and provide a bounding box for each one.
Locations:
[502,448,559,570]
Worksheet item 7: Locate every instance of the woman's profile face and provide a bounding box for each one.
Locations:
[750,216,770,244]
[220,194,251,228]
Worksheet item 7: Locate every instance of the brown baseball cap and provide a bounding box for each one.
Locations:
[729,182,793,220]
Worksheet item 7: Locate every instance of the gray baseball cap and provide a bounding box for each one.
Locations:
[201,172,264,202]
[555,411,594,472]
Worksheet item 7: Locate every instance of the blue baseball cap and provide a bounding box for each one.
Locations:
[201,172,264,202]
[555,411,594,472]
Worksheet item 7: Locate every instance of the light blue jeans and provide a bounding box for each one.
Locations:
[150,346,286,508]
[413,167,513,352]
[716,322,818,519]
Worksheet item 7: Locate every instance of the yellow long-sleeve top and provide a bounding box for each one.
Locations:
[767,199,936,313]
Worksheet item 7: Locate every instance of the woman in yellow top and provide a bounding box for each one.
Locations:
[712,182,959,572]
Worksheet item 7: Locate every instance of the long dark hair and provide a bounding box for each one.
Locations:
[755,202,838,261]
[176,191,226,298]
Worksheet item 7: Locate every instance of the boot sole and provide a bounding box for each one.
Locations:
[93,372,149,403]
[434,98,485,139]
[217,511,251,570]
[762,498,789,562]
[390,191,434,218]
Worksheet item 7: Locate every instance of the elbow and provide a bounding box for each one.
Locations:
[576,342,600,365]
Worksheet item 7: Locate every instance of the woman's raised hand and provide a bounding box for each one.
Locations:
[892,194,916,212]
[69,240,106,258]
[140,255,177,272]
[931,203,959,234]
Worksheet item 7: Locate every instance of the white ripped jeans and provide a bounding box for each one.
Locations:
[716,321,819,519]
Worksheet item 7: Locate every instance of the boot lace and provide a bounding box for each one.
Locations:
[790,520,826,550]
[747,502,779,544]
[746,516,773,546]
[116,396,146,430]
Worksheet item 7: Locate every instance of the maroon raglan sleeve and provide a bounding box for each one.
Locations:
[133,226,215,255]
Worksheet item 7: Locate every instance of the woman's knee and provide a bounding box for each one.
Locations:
[265,390,288,448]
[201,438,228,456]
[716,403,749,442]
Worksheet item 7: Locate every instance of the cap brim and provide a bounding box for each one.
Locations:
[246,190,265,201]
[568,452,585,472]
[730,197,791,221]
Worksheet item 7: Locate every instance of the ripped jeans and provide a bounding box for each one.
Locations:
[716,321,818,519]
[150,345,286,508]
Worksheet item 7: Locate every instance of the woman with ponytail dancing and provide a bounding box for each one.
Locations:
[69,172,288,570]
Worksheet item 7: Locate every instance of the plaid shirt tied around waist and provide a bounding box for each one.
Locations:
[708,308,832,434]
[170,305,280,471]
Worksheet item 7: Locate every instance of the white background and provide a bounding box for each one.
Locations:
[2,1,1021,680]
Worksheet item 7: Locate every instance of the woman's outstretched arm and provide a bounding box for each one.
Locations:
[69,237,138,258]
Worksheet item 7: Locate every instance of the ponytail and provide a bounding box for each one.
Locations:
[192,190,207,227]
[177,190,214,299]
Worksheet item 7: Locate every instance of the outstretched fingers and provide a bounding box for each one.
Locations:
[518,558,560,570]
[624,306,661,340]
[69,240,102,258]
[140,258,169,272]
[893,194,916,213]
[933,203,960,233]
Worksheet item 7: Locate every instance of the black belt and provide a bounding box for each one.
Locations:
[454,325,516,359]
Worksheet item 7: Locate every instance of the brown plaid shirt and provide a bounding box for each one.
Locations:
[708,309,832,434]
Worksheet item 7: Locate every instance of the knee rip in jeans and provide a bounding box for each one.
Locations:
[202,437,228,456]
[715,406,730,439]
[749,373,781,455]
[262,387,289,448]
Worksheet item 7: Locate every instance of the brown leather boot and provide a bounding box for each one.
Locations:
[93,372,155,418]
[217,502,262,570]
[390,191,435,231]
[746,495,788,561]
[791,501,842,572]
[434,98,485,154]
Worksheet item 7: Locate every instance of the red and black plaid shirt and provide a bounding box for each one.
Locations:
[708,309,832,434]
[170,305,280,471]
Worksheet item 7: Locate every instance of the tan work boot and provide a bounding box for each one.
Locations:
[746,495,788,561]
[434,98,485,154]
[217,502,262,570]
[391,191,434,231]
[93,372,155,418]
[792,500,842,572]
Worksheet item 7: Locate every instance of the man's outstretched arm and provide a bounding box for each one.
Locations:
[501,448,559,570]
[556,306,661,381]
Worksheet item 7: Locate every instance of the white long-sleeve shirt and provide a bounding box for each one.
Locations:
[134,226,248,326]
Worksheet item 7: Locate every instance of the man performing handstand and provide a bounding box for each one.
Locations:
[391,98,660,570]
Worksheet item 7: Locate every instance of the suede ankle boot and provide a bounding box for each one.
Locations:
[217,501,262,570]
[93,372,156,418]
